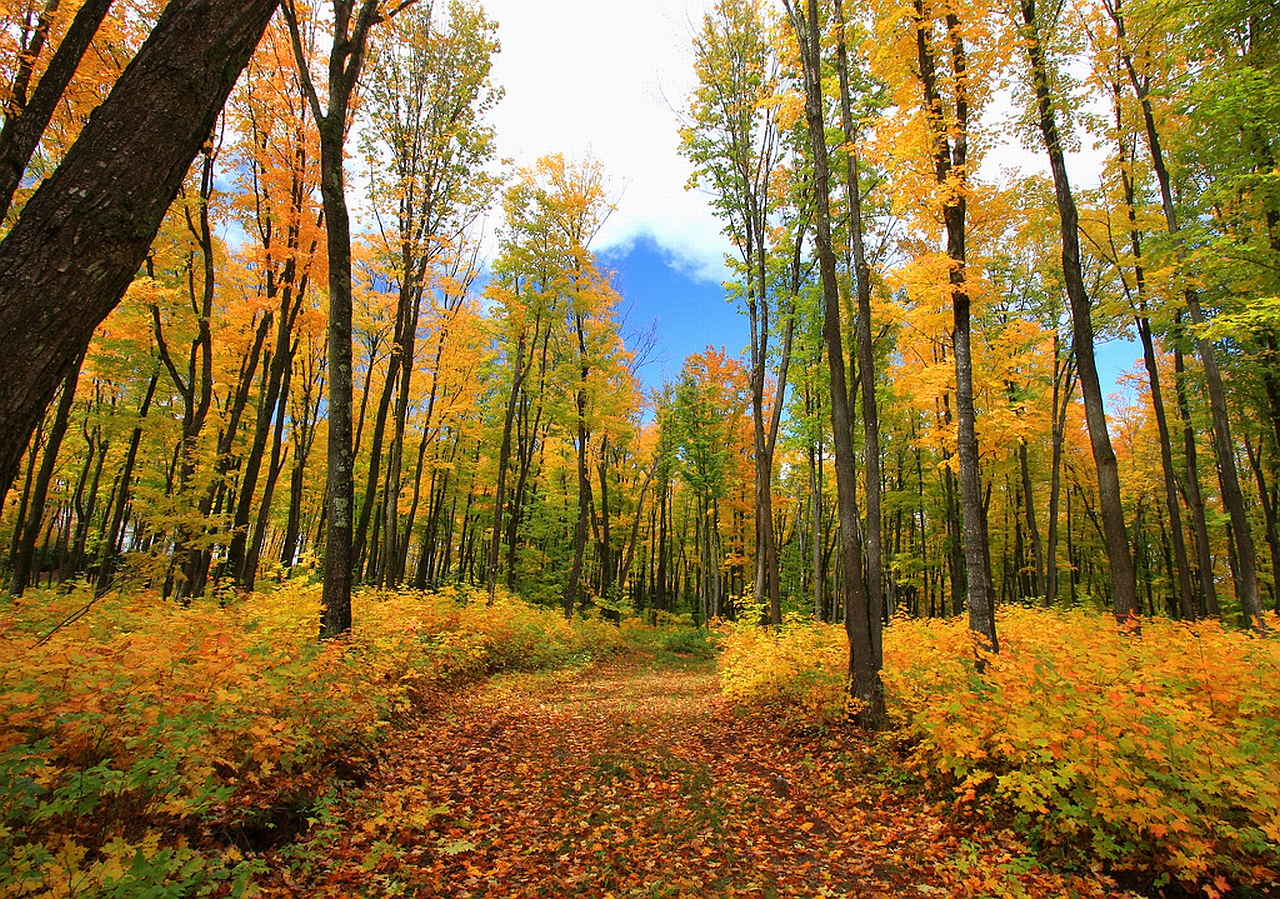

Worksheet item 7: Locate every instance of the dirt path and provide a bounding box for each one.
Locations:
[263,656,1129,898]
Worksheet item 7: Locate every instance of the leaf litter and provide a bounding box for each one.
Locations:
[258,654,1134,898]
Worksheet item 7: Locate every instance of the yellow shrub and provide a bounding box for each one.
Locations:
[0,580,627,897]
[716,607,1280,890]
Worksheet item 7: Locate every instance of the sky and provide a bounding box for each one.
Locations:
[476,0,1140,401]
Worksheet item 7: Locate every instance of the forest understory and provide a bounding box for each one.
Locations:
[5,584,1276,899]
[258,654,1141,899]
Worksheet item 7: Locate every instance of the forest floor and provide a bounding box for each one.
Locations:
[258,650,1137,898]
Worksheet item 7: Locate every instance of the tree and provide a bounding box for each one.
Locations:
[0,0,281,508]
[1010,0,1138,617]
[682,0,793,625]
[281,0,395,639]
[361,0,499,587]
[1099,0,1267,627]
[786,0,886,726]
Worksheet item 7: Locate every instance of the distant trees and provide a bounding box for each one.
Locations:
[3,0,1279,659]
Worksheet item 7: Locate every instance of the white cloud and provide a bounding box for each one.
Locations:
[481,0,731,284]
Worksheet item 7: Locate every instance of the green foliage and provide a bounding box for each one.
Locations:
[0,581,627,897]
[717,607,1280,891]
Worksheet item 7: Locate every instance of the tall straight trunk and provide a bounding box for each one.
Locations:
[810,436,824,620]
[1174,340,1220,618]
[69,420,108,578]
[11,354,82,594]
[1019,0,1136,615]
[788,0,885,726]
[381,280,425,587]
[1045,348,1074,607]
[283,0,384,639]
[564,398,592,618]
[354,364,396,576]
[834,0,884,639]
[619,461,655,595]
[1018,441,1045,600]
[244,353,294,589]
[230,282,305,585]
[1110,1,1263,625]
[1244,434,1280,611]
[1103,72,1197,618]
[281,358,322,567]
[915,3,997,652]
[320,141,355,639]
[97,375,157,593]
[488,332,529,603]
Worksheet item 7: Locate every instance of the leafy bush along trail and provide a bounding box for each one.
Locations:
[267,653,1128,898]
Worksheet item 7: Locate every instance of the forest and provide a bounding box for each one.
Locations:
[0,0,1278,895]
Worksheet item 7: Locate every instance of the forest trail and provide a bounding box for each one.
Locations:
[261,653,1129,898]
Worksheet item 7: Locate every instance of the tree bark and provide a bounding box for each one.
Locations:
[11,354,82,594]
[282,0,384,639]
[0,0,280,506]
[788,0,885,726]
[1110,0,1264,626]
[1018,0,1137,616]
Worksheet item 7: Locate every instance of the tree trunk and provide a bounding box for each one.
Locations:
[0,0,279,505]
[1174,339,1220,618]
[11,354,82,594]
[1019,0,1136,615]
[1113,3,1263,625]
[282,0,385,639]
[835,0,884,642]
[0,0,115,221]
[788,0,885,726]
[97,374,157,593]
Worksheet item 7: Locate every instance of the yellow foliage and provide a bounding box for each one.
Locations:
[0,581,626,896]
[717,607,1280,890]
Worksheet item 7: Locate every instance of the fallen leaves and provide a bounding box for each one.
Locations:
[262,657,1133,898]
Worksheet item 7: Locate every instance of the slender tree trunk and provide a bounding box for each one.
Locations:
[0,0,115,221]
[914,2,996,651]
[11,354,82,594]
[1174,339,1220,618]
[1019,0,1136,615]
[1112,3,1263,625]
[1045,345,1073,607]
[788,0,885,726]
[835,0,885,641]
[488,333,528,603]
[282,0,384,639]
[97,375,157,593]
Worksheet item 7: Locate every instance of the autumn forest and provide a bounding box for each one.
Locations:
[1,0,1278,895]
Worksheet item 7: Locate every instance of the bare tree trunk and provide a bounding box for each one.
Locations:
[788,0,885,726]
[11,354,82,594]
[282,0,385,639]
[0,0,115,220]
[1111,0,1262,625]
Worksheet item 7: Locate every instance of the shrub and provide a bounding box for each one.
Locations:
[885,610,1280,891]
[0,581,628,897]
[716,615,846,724]
[716,607,1280,892]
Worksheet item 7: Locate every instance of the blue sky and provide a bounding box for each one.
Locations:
[599,235,744,393]
[597,236,1140,413]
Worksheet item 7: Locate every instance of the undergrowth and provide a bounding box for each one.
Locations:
[0,581,627,897]
[716,608,1280,895]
